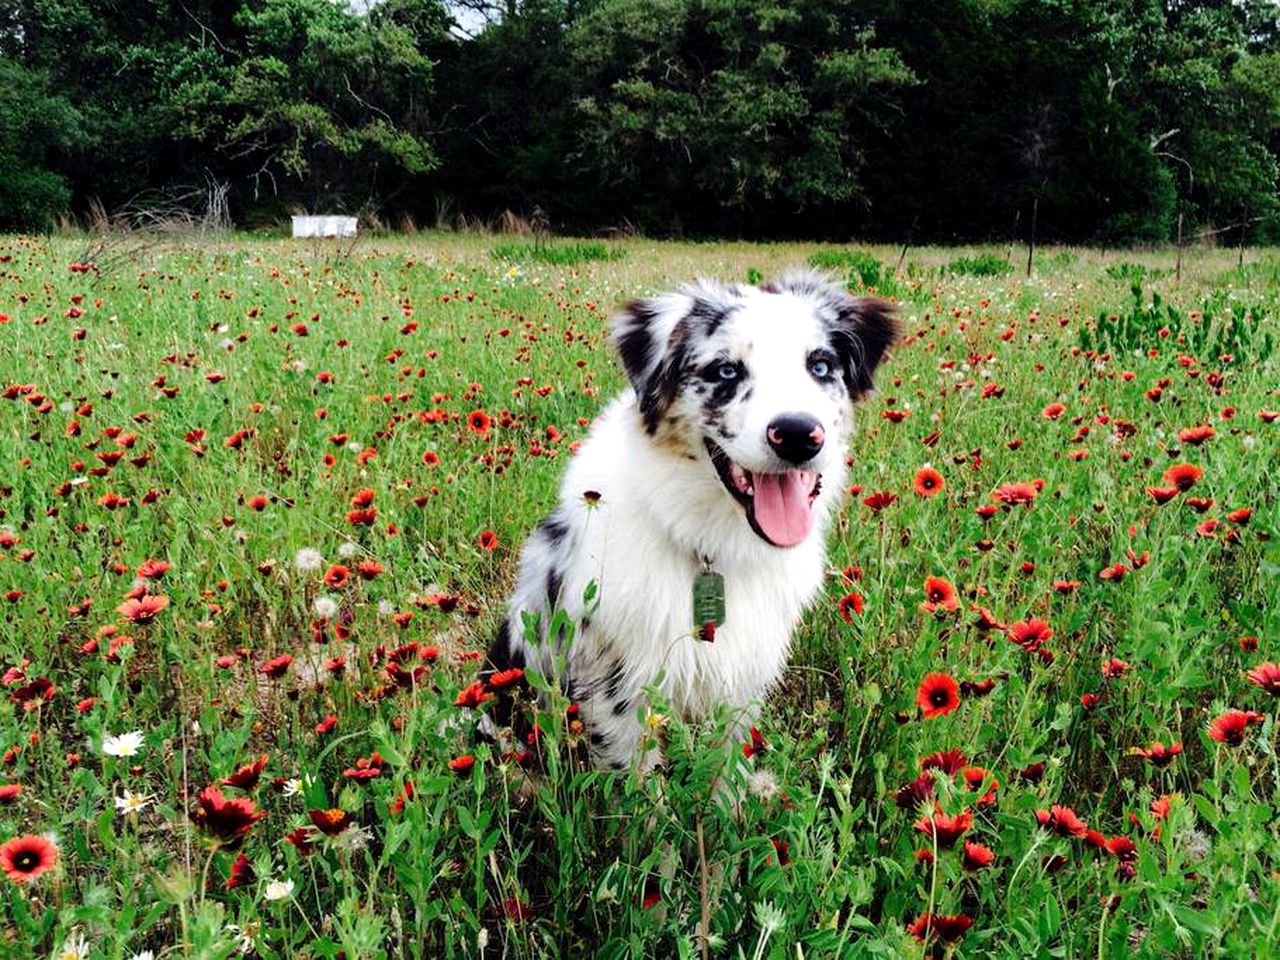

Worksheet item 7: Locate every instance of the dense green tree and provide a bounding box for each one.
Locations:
[0,61,83,230]
[0,0,1275,239]
[561,0,916,233]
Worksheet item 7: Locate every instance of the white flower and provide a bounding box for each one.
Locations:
[337,540,359,559]
[52,931,89,960]
[294,548,324,574]
[264,878,295,901]
[101,731,145,758]
[129,952,155,960]
[313,596,338,619]
[115,790,155,815]
[377,599,396,617]
[346,441,363,453]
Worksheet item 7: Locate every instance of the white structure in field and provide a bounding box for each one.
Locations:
[291,215,358,238]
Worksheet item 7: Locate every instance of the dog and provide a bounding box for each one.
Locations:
[482,271,895,770]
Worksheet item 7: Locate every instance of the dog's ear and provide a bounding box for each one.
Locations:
[612,283,731,433]
[829,295,897,397]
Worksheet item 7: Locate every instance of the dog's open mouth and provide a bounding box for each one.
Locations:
[706,440,821,547]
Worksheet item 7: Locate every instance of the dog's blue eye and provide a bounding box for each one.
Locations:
[809,356,833,380]
[717,363,739,381]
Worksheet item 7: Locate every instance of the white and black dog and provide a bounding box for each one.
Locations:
[483,271,895,770]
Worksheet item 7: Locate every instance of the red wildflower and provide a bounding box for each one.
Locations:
[916,673,960,718]
[921,749,968,775]
[261,655,293,679]
[485,668,525,691]
[1163,463,1203,491]
[992,481,1038,506]
[959,766,999,806]
[907,913,973,945]
[467,410,492,434]
[1207,709,1264,746]
[1099,562,1127,582]
[1042,403,1066,419]
[962,840,996,871]
[0,834,58,884]
[1146,485,1180,505]
[221,754,269,790]
[742,726,768,759]
[1035,804,1089,838]
[1132,741,1182,768]
[837,591,864,622]
[913,467,944,497]
[0,785,21,804]
[1246,662,1280,697]
[189,787,267,848]
[862,490,898,512]
[316,715,338,735]
[478,530,499,552]
[920,577,959,614]
[894,773,936,809]
[1101,658,1130,679]
[136,559,170,579]
[8,678,55,712]
[960,677,997,697]
[1017,762,1045,783]
[117,594,169,624]
[502,897,533,921]
[226,852,255,889]
[285,827,318,854]
[1007,618,1054,653]
[308,808,353,835]
[913,806,972,847]
[323,564,350,588]
[454,680,493,709]
[1178,426,1214,445]
[343,753,385,780]
[448,755,476,778]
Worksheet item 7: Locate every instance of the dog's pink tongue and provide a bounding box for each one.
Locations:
[752,471,814,547]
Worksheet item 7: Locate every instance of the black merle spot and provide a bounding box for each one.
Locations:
[601,661,625,701]
[546,566,563,607]
[614,300,659,389]
[611,697,631,717]
[639,319,691,434]
[486,620,523,673]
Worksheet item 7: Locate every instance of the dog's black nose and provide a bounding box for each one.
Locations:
[766,414,825,464]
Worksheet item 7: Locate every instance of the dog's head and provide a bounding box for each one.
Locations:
[612,271,896,548]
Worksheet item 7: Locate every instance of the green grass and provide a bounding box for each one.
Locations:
[0,233,1278,958]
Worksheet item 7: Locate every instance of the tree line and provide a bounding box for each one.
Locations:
[2,0,1277,242]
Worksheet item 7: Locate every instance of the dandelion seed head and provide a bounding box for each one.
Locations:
[313,596,338,618]
[294,548,323,574]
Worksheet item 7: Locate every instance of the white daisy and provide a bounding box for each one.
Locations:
[263,878,295,901]
[101,731,145,758]
[52,931,89,960]
[114,790,155,815]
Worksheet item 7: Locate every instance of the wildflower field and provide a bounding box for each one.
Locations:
[0,233,1278,959]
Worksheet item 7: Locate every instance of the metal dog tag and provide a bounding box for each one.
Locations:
[692,570,725,630]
